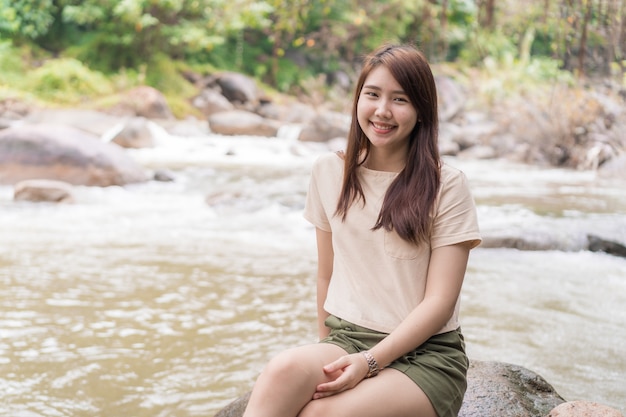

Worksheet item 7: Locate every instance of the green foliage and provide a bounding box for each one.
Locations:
[474,54,574,107]
[143,54,196,97]
[460,29,518,66]
[0,0,622,112]
[0,41,26,84]
[274,57,307,93]
[0,0,56,39]
[23,58,113,103]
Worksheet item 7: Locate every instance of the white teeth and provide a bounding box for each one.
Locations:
[372,123,393,130]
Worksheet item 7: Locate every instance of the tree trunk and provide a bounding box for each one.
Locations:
[485,0,496,29]
[577,0,593,77]
[615,0,626,76]
[440,0,449,59]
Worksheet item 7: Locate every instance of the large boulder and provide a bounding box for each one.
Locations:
[114,86,174,119]
[0,124,148,186]
[298,110,350,142]
[458,361,564,417]
[208,110,282,137]
[598,153,626,180]
[25,109,122,137]
[436,75,466,122]
[193,89,235,117]
[214,361,566,417]
[213,72,262,106]
[110,117,155,149]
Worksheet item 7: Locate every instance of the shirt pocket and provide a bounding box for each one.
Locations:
[383,230,419,259]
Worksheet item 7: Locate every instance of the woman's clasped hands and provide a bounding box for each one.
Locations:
[312,353,371,400]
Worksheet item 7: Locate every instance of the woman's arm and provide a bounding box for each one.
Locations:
[315,227,334,340]
[313,240,472,398]
[369,241,472,367]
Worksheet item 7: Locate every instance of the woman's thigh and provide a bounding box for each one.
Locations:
[298,367,437,417]
[244,343,349,417]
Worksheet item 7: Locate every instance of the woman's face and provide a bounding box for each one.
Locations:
[356,65,418,154]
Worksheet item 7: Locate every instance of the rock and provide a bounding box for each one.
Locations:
[110,117,155,149]
[193,89,235,116]
[25,109,122,137]
[213,361,565,417]
[458,361,564,417]
[0,124,148,186]
[436,75,466,122]
[547,401,624,417]
[214,72,261,106]
[598,153,626,180]
[255,101,315,124]
[115,86,174,119]
[208,110,282,137]
[0,97,31,121]
[214,391,251,417]
[298,110,350,142]
[587,234,626,258]
[458,144,497,160]
[14,179,74,203]
[153,169,176,182]
[457,121,500,149]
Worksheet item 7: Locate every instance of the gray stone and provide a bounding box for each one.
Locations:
[14,179,74,203]
[298,110,350,143]
[587,234,626,258]
[208,110,281,137]
[193,89,235,117]
[547,401,624,417]
[110,117,155,149]
[213,361,566,417]
[0,124,148,186]
[459,361,564,417]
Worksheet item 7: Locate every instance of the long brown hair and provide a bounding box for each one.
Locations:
[335,44,441,244]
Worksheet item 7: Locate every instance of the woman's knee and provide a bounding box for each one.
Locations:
[260,347,319,386]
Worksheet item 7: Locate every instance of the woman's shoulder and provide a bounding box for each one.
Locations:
[439,161,471,192]
[440,161,466,181]
[312,151,344,171]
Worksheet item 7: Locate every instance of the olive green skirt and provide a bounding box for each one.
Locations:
[321,315,468,417]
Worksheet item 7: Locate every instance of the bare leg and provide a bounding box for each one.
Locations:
[299,368,437,417]
[242,343,347,417]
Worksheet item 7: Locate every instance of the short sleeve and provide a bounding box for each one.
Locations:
[430,166,482,249]
[303,156,333,232]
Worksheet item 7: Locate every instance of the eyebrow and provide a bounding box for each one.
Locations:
[362,85,407,95]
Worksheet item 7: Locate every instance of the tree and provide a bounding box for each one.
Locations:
[0,0,57,41]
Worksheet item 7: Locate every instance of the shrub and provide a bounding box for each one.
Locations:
[24,58,113,104]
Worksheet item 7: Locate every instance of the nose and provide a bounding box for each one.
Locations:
[375,99,392,118]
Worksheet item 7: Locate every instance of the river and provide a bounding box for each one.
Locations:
[0,129,625,416]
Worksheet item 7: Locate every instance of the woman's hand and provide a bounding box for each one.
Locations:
[312,353,369,400]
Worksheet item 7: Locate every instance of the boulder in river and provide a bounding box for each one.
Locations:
[14,179,75,203]
[110,117,155,149]
[214,361,567,417]
[208,110,282,137]
[298,110,350,142]
[0,124,148,186]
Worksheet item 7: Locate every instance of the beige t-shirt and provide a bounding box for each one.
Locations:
[303,152,481,334]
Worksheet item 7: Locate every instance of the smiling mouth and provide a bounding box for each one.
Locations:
[371,122,395,131]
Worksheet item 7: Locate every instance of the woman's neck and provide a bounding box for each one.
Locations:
[364,150,406,172]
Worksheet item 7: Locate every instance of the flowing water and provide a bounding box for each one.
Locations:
[0,129,625,416]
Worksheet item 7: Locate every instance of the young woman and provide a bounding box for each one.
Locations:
[242,44,481,417]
